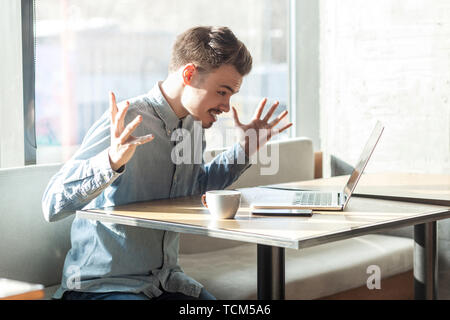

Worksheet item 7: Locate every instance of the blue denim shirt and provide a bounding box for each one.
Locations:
[42,82,251,299]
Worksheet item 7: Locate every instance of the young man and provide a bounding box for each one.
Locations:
[42,26,292,300]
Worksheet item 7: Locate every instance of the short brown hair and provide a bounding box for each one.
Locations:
[169,26,253,76]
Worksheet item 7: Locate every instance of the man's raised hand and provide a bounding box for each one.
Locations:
[232,98,293,157]
[108,92,154,171]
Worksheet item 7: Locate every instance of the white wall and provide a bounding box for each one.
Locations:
[320,0,450,176]
[0,0,25,168]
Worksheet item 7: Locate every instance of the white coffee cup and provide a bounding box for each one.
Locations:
[201,190,241,219]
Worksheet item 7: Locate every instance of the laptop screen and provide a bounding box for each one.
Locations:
[343,121,384,201]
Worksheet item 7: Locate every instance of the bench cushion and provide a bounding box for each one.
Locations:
[179,137,315,255]
[204,137,314,190]
[43,285,60,300]
[178,234,413,300]
[0,164,73,287]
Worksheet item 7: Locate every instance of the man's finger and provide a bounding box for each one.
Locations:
[116,101,130,133]
[274,123,293,135]
[129,134,154,146]
[232,106,243,127]
[120,115,143,144]
[109,92,118,136]
[268,110,288,128]
[253,98,268,120]
[109,92,118,122]
[263,101,280,123]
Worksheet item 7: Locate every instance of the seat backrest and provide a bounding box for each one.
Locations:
[179,137,314,254]
[0,164,73,287]
[204,137,314,189]
[0,139,315,277]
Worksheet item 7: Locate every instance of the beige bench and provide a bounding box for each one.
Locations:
[0,137,414,299]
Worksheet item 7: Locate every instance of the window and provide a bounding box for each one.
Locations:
[319,1,450,175]
[35,0,290,164]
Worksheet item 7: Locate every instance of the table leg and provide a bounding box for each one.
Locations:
[414,222,438,300]
[257,244,285,300]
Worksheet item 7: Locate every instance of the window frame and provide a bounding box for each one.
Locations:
[0,0,35,168]
[289,0,320,151]
[22,0,37,165]
[7,0,315,167]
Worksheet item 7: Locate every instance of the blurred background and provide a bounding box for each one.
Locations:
[34,0,290,163]
[1,0,449,175]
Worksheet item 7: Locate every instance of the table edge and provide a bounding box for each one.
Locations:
[294,208,450,249]
[77,206,450,250]
[76,210,299,249]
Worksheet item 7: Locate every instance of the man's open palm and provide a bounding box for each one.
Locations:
[232,98,293,156]
[108,92,154,171]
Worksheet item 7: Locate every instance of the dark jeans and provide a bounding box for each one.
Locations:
[61,288,216,300]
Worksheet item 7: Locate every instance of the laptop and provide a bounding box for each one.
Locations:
[251,121,384,211]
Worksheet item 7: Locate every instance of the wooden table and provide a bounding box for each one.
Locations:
[77,185,450,300]
[267,173,450,299]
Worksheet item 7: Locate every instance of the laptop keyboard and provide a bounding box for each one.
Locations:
[293,192,333,206]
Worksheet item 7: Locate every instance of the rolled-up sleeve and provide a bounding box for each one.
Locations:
[41,113,125,222]
[198,142,251,194]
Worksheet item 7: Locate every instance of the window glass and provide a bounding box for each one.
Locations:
[35,0,290,163]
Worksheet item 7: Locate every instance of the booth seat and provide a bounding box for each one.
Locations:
[0,137,413,299]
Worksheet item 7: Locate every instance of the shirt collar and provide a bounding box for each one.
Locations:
[147,82,182,132]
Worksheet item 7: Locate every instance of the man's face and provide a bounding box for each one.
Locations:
[181,64,243,128]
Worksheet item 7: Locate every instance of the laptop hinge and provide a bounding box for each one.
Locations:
[338,192,345,205]
[342,193,348,205]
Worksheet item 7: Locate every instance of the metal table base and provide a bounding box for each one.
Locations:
[257,244,285,300]
[414,221,438,300]
[257,221,440,300]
